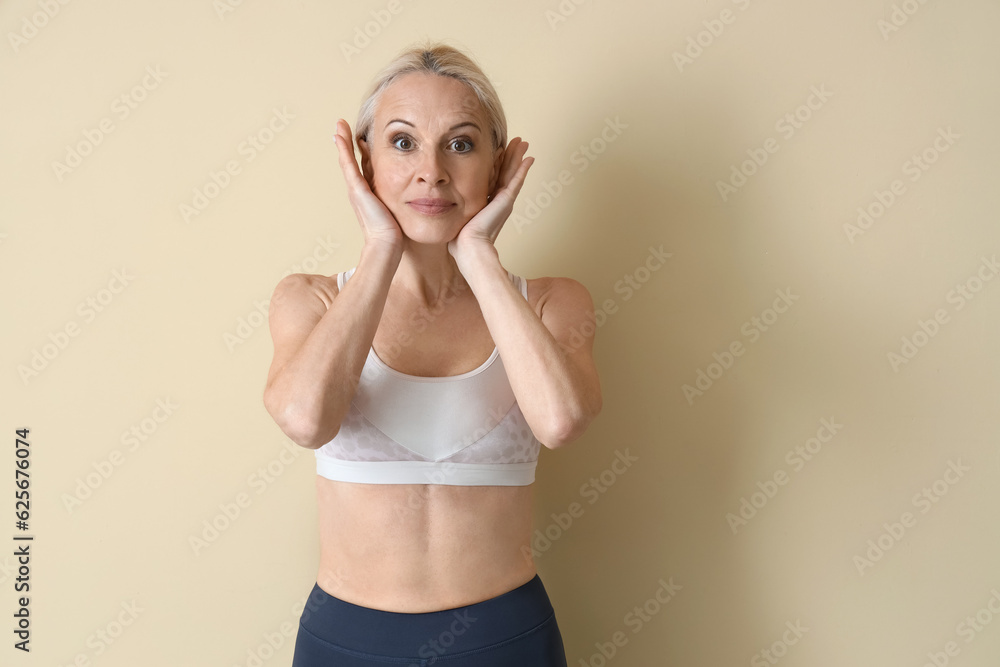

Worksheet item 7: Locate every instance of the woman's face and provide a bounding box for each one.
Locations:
[358,72,502,245]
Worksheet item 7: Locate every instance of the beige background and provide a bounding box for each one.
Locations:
[3,0,999,665]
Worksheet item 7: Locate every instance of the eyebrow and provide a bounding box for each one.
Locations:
[384,119,482,132]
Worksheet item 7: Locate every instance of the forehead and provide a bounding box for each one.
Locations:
[376,72,486,128]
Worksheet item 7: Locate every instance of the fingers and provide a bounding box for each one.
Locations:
[501,137,528,181]
[493,138,532,198]
[333,119,367,193]
[332,118,352,155]
[503,156,534,202]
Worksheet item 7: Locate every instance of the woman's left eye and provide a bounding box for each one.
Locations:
[451,139,473,153]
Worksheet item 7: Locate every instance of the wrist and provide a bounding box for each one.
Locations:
[361,238,403,264]
[453,241,502,278]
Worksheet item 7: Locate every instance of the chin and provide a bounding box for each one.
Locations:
[398,225,461,247]
[397,215,469,246]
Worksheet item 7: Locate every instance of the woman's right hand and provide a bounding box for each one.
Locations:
[333,118,404,252]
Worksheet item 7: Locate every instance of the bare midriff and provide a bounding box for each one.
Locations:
[314,475,538,613]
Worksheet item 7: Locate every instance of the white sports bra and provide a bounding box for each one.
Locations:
[313,267,541,486]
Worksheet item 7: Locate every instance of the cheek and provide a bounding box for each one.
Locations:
[463,165,493,197]
[373,166,410,196]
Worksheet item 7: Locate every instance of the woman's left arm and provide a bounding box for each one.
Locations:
[456,244,603,449]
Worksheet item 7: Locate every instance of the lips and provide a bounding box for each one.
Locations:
[407,198,455,215]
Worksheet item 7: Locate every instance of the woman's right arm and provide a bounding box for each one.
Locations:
[263,241,401,449]
[263,118,405,448]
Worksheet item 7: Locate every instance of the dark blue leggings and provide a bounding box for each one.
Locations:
[291,574,568,666]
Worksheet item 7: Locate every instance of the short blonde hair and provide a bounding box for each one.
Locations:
[355,40,507,154]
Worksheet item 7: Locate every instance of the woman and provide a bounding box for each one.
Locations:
[264,41,602,666]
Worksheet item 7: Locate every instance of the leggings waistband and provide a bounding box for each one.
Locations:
[298,574,555,658]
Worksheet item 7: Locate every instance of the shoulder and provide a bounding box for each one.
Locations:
[270,272,340,312]
[525,276,595,318]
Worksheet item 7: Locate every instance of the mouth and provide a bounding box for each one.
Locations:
[407,198,456,215]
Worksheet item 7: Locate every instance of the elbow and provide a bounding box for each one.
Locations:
[540,395,603,450]
[263,389,336,450]
[291,423,338,450]
[539,419,584,450]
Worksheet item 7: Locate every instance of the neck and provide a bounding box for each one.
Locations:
[391,237,469,308]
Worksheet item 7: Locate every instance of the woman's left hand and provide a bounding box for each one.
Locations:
[448,137,534,267]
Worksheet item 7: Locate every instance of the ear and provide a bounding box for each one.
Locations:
[488,145,504,195]
[358,136,375,191]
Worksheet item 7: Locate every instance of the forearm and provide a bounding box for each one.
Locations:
[269,242,401,447]
[458,246,594,445]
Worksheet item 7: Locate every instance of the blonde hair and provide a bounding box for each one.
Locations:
[355,40,507,154]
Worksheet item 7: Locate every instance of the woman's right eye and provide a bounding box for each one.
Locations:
[391,135,413,150]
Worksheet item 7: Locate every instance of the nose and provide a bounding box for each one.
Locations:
[415,147,448,185]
